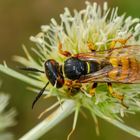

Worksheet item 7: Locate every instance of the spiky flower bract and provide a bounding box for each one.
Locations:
[0,2,140,140]
[0,92,16,140]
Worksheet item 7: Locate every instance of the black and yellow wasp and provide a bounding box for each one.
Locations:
[20,36,140,108]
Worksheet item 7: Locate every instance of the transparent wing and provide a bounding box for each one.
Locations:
[78,45,140,84]
[79,65,140,84]
[107,45,140,61]
[78,65,113,83]
[74,45,140,63]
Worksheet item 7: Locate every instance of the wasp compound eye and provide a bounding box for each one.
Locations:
[44,59,64,88]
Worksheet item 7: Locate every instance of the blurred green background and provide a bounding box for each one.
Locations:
[0,0,140,140]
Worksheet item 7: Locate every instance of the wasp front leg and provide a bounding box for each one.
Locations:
[109,35,133,49]
[107,83,128,108]
[65,80,81,96]
[58,42,72,57]
[89,82,98,96]
[87,41,96,52]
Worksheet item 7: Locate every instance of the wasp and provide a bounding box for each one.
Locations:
[20,36,140,108]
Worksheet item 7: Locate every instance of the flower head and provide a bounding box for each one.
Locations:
[0,1,140,140]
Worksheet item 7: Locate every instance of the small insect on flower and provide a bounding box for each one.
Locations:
[20,34,140,109]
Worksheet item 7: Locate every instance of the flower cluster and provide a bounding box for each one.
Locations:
[0,1,140,140]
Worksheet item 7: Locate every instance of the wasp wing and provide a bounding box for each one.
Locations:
[107,45,140,60]
[78,45,140,84]
[79,65,140,84]
[74,51,106,62]
[75,45,140,59]
[78,65,113,83]
[74,45,140,64]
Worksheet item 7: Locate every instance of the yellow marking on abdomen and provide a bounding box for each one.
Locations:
[129,57,138,82]
[108,57,118,80]
[119,57,129,81]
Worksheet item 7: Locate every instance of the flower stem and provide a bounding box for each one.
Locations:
[0,65,44,88]
[19,100,75,140]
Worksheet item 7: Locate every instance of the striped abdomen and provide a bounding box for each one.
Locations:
[108,56,140,83]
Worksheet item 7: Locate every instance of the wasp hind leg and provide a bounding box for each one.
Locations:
[109,35,133,49]
[58,42,72,57]
[89,83,98,96]
[107,83,128,108]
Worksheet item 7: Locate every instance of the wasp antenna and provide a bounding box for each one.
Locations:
[17,66,44,73]
[32,82,49,109]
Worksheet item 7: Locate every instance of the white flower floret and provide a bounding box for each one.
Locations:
[0,93,16,140]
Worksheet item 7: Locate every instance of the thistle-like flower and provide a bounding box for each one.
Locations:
[0,2,140,140]
[0,91,16,140]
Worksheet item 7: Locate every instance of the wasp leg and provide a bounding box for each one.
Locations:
[65,80,81,96]
[107,83,128,108]
[89,82,98,96]
[109,35,133,49]
[65,80,73,87]
[58,42,71,57]
[87,41,96,52]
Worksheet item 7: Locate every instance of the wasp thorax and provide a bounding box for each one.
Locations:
[44,59,64,88]
[64,57,101,80]
[64,57,87,80]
